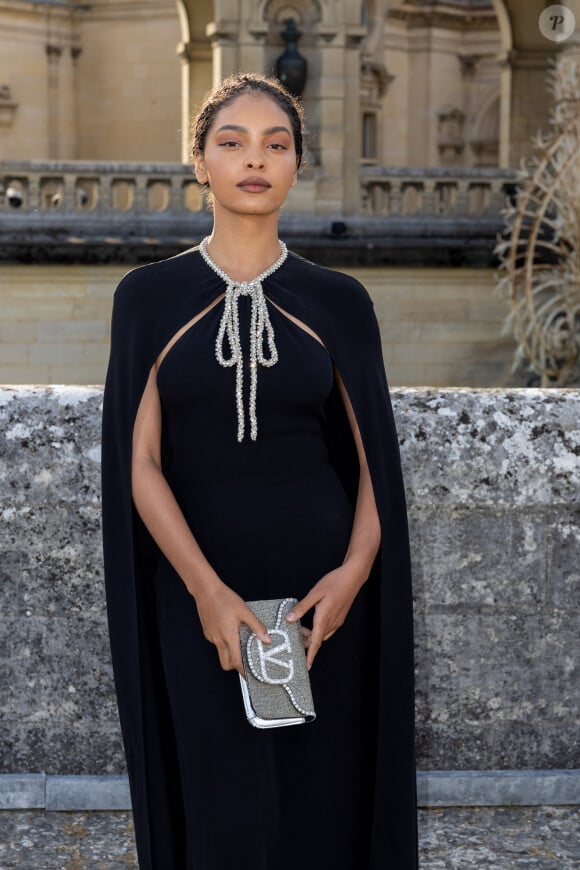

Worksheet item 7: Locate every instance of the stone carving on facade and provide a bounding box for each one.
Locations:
[470,91,499,167]
[389,0,497,30]
[359,3,392,164]
[437,105,465,165]
[496,55,580,386]
[459,53,480,79]
[360,59,393,99]
[0,84,17,127]
[360,60,393,163]
[262,0,321,26]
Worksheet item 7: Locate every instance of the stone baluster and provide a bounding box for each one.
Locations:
[133,174,147,211]
[62,173,77,210]
[489,179,510,214]
[390,180,402,216]
[454,179,469,216]
[371,183,384,216]
[400,182,411,215]
[169,177,185,213]
[360,182,370,215]
[384,183,392,216]
[99,173,113,212]
[28,171,41,211]
[422,179,437,215]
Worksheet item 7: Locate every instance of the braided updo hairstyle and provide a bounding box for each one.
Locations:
[191,73,305,204]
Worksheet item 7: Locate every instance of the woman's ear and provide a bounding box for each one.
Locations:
[290,170,298,188]
[193,151,208,184]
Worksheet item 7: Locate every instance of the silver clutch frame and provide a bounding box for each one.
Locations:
[239,674,307,729]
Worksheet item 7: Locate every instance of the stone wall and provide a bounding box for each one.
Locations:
[0,264,516,388]
[0,387,578,776]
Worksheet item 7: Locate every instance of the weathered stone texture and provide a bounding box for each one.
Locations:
[400,389,579,769]
[0,387,578,774]
[0,806,578,869]
[0,388,124,774]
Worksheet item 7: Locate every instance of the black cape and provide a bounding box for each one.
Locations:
[101,248,418,868]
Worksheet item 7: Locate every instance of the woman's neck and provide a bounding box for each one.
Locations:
[204,215,283,283]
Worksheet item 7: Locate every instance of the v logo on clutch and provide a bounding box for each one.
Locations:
[248,628,295,685]
[239,598,316,728]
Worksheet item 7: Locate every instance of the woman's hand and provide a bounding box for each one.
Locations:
[286,563,367,669]
[194,581,271,676]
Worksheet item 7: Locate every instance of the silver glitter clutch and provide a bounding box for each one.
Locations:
[239,597,316,729]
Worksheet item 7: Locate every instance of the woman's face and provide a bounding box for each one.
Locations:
[194,92,298,217]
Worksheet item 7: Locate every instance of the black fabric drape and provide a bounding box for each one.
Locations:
[101,248,418,868]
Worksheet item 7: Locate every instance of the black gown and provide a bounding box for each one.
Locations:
[101,248,418,870]
[154,294,376,867]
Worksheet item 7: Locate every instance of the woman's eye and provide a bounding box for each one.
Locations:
[268,143,288,151]
[218,141,240,148]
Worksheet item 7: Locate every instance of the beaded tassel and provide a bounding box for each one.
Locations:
[199,237,288,442]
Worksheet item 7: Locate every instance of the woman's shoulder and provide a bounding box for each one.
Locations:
[113,247,203,305]
[286,250,374,311]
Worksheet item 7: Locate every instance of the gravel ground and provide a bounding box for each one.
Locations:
[0,806,577,869]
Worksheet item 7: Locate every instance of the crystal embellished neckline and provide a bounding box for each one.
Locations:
[199,236,288,442]
[199,236,288,289]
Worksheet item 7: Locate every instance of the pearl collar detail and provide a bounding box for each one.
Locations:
[199,236,288,442]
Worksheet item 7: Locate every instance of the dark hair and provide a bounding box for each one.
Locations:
[191,73,305,170]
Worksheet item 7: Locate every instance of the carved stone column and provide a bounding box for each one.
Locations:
[57,46,78,160]
[46,45,63,159]
[313,26,342,213]
[70,47,82,160]
[343,26,366,214]
[177,41,191,165]
[507,48,555,166]
[496,0,559,166]
[206,21,239,86]
[314,22,366,215]
[177,39,212,164]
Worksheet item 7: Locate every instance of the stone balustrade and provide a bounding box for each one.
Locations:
[0,160,519,219]
[0,160,520,265]
[0,160,204,214]
[360,165,518,218]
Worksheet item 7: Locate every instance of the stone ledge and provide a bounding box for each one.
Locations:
[46,775,130,811]
[0,771,577,811]
[0,775,45,810]
[416,769,580,807]
[0,214,505,267]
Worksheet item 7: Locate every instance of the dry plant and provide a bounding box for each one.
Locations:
[496,53,580,386]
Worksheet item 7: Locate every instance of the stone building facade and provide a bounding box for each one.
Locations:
[1,1,578,385]
[3,1,574,176]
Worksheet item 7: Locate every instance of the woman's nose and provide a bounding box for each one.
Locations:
[245,155,265,170]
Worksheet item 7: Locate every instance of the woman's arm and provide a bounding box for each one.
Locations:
[337,368,382,577]
[131,365,271,673]
[286,367,381,668]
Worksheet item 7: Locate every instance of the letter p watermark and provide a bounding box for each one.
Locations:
[539,5,576,42]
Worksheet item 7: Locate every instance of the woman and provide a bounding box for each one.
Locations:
[102,73,417,869]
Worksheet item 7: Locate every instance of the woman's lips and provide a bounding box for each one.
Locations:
[237,178,271,193]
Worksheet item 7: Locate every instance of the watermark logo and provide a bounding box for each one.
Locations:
[539,5,576,42]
